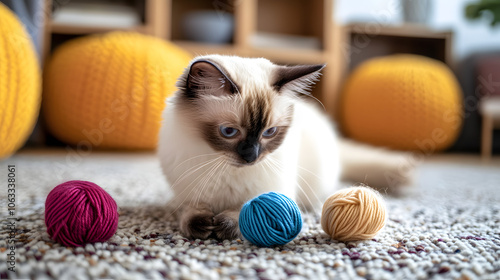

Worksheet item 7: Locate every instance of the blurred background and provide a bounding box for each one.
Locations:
[2,0,500,158]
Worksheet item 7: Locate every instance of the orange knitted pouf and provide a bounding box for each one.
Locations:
[43,32,192,149]
[340,55,463,152]
[0,3,41,159]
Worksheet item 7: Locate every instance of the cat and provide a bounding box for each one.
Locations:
[158,55,413,240]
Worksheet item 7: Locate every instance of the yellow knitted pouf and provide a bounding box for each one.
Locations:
[43,32,192,149]
[0,3,41,159]
[340,55,463,152]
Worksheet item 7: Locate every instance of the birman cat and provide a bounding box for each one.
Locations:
[158,55,413,240]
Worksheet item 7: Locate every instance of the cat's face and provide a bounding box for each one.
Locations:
[174,55,324,166]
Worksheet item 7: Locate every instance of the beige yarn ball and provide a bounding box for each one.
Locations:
[321,186,387,241]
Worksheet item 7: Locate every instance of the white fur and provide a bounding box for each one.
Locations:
[159,97,339,214]
[158,55,413,217]
[158,55,340,214]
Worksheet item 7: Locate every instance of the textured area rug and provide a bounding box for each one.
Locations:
[0,150,499,279]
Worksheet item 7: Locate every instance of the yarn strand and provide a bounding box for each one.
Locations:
[321,187,386,242]
[45,181,119,247]
[239,192,302,247]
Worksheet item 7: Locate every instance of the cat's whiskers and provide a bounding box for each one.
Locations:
[296,165,322,181]
[266,159,313,213]
[190,159,219,208]
[261,158,274,178]
[169,155,223,193]
[300,94,326,112]
[266,157,323,214]
[262,159,315,210]
[197,160,230,208]
[276,161,326,207]
[167,156,224,216]
[183,157,225,208]
[172,152,223,173]
[212,161,229,195]
[290,165,324,206]
[193,158,226,208]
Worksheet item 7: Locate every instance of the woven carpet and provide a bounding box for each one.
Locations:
[0,150,499,279]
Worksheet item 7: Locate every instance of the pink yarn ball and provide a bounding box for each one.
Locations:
[45,180,119,247]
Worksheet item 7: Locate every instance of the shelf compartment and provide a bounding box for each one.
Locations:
[171,0,236,45]
[255,0,326,50]
[345,23,452,70]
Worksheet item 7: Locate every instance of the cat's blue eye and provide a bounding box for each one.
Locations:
[220,125,239,138]
[262,127,278,137]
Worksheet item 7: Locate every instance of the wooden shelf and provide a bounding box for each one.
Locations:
[173,40,240,56]
[43,0,343,116]
[248,46,327,64]
[50,22,149,34]
[175,41,327,64]
[347,23,452,39]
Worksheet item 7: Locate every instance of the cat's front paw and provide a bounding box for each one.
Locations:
[213,211,241,240]
[180,209,214,239]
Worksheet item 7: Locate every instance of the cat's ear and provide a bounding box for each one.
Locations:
[272,64,325,95]
[185,60,238,98]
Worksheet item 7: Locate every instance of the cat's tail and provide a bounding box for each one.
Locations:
[339,138,417,193]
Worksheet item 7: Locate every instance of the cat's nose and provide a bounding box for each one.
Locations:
[237,142,261,163]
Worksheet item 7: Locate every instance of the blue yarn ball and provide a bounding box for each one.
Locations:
[239,192,302,247]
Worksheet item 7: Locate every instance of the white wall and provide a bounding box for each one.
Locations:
[335,0,500,59]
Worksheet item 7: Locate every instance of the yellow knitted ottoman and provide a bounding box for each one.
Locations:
[0,3,41,159]
[340,55,463,152]
[43,32,192,149]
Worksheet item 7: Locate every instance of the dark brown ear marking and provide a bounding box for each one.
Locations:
[186,60,239,99]
[273,64,326,93]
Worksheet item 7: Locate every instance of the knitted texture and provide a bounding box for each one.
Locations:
[0,3,41,158]
[43,32,192,149]
[239,192,302,247]
[340,55,463,152]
